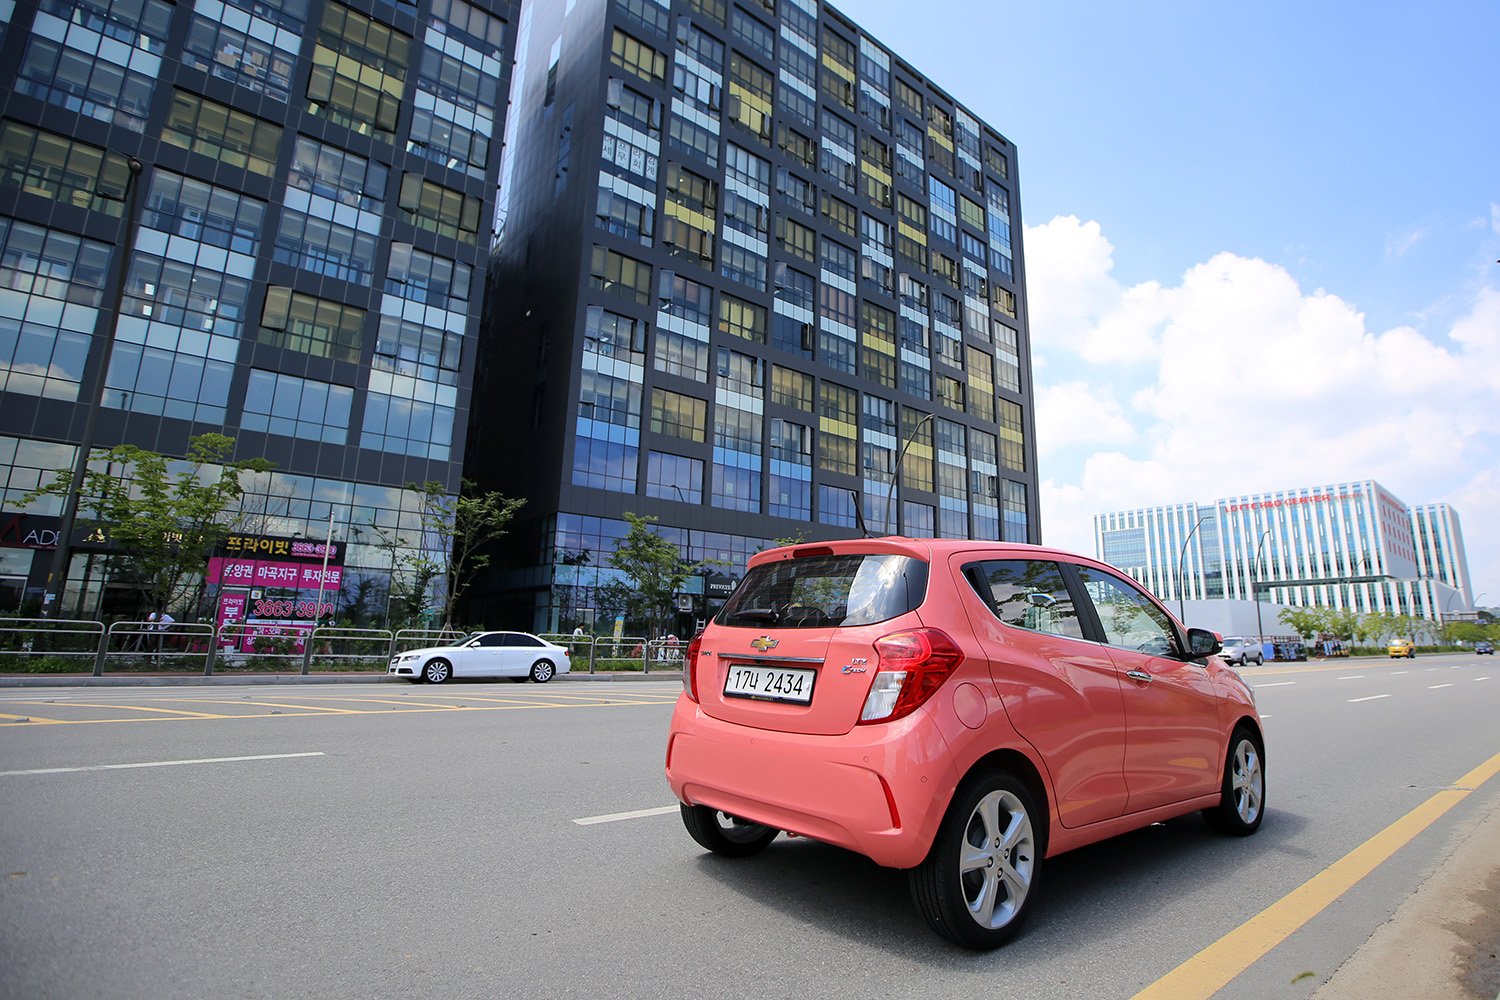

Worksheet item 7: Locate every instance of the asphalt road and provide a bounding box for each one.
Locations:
[1,654,1496,1000]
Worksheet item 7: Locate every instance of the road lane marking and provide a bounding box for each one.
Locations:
[1347,694,1391,703]
[1254,681,1296,689]
[0,712,65,725]
[1337,675,1365,680]
[1477,677,1490,682]
[1392,671,1408,675]
[0,752,325,778]
[573,805,678,826]
[1132,749,1500,1000]
[1428,684,1453,690]
[55,701,227,719]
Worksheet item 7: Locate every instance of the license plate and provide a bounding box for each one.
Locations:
[723,663,816,705]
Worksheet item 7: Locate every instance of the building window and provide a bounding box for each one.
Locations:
[258,287,365,363]
[591,246,653,306]
[240,369,353,443]
[818,381,857,477]
[0,121,134,217]
[900,407,934,492]
[821,192,857,238]
[1002,480,1027,541]
[770,365,813,411]
[183,0,301,102]
[718,294,766,344]
[386,244,472,315]
[818,484,857,528]
[860,301,896,389]
[778,217,815,263]
[820,26,855,111]
[650,388,707,442]
[373,314,462,384]
[306,3,411,143]
[397,174,482,244]
[141,169,266,256]
[584,306,646,367]
[727,53,774,140]
[611,29,665,84]
[663,163,718,264]
[999,399,1025,471]
[163,90,282,177]
[274,212,379,285]
[361,384,455,461]
[646,451,703,503]
[16,0,173,132]
[0,219,110,401]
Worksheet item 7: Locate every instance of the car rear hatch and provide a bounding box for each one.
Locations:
[691,543,931,736]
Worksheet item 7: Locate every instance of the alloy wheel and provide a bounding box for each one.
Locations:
[958,789,1035,930]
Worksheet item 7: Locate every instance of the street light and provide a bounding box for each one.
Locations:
[1177,513,1211,622]
[884,411,934,536]
[1251,530,1272,642]
[43,157,145,618]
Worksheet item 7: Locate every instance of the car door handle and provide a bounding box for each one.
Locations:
[1125,670,1152,683]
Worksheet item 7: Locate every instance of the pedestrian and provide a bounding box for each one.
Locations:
[130,612,157,652]
[151,610,174,663]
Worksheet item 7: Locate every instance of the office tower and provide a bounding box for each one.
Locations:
[0,0,517,623]
[468,0,1037,632]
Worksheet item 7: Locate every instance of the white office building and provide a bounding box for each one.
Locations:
[1094,481,1472,623]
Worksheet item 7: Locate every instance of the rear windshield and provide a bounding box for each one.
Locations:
[716,554,928,629]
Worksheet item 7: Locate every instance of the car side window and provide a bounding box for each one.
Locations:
[966,560,1084,640]
[477,633,506,647]
[510,634,543,647]
[1075,566,1178,657]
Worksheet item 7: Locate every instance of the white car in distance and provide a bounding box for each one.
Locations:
[1219,636,1265,666]
[388,631,571,684]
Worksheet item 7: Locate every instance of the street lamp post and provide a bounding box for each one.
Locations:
[1177,513,1211,622]
[1251,530,1272,643]
[43,157,145,618]
[884,411,934,536]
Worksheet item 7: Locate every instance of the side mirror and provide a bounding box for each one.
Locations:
[1186,627,1221,658]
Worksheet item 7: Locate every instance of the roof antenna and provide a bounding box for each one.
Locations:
[851,488,872,538]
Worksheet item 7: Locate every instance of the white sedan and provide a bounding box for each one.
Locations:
[388,631,571,684]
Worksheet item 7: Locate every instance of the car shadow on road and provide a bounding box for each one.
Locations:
[690,806,1313,963]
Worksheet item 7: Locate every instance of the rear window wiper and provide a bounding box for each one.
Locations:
[730,607,781,624]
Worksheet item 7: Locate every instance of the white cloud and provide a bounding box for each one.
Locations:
[1026,217,1500,603]
[1384,227,1424,257]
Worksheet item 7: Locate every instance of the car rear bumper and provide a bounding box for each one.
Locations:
[665,696,958,869]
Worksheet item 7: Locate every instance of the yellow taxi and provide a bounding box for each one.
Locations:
[1387,638,1416,659]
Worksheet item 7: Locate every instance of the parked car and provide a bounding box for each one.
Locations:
[665,538,1265,949]
[1387,639,1416,659]
[1219,636,1265,666]
[1476,640,1493,656]
[388,631,570,683]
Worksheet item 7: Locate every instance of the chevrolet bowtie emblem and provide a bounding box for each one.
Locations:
[750,636,779,651]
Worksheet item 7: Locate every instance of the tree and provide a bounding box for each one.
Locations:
[1324,607,1360,642]
[607,512,693,640]
[22,433,272,618]
[1277,606,1327,640]
[405,479,526,629]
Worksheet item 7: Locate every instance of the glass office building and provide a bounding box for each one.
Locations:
[1094,481,1474,623]
[467,0,1039,633]
[0,0,517,621]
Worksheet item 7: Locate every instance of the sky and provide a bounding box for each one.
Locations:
[840,0,1500,608]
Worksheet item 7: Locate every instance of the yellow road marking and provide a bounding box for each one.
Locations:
[1132,749,1500,999]
[52,702,227,719]
[0,712,66,724]
[0,695,674,726]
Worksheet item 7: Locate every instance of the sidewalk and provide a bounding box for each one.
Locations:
[1313,787,1500,1000]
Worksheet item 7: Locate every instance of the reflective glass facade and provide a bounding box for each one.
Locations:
[0,0,517,618]
[1094,481,1474,623]
[472,0,1038,633]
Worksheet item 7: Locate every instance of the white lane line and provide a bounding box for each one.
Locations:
[0,751,324,778]
[573,805,678,826]
[1392,671,1408,675]
[1338,675,1366,680]
[1428,684,1454,690]
[1347,694,1392,703]
[1254,681,1296,689]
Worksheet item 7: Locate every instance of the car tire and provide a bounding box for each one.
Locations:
[679,804,778,857]
[1204,726,1265,836]
[529,659,556,683]
[909,769,1042,950]
[1254,654,1264,666]
[422,658,451,684]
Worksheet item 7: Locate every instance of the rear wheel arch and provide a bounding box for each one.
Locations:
[960,748,1051,857]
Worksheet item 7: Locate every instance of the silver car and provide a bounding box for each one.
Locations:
[388,631,571,684]
[1219,636,1265,666]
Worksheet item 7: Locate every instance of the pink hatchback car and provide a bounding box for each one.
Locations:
[665,538,1264,948]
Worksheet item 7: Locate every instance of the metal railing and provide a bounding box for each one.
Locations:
[0,618,682,678]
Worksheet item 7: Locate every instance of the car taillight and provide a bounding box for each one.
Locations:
[683,633,702,702]
[859,627,964,724]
